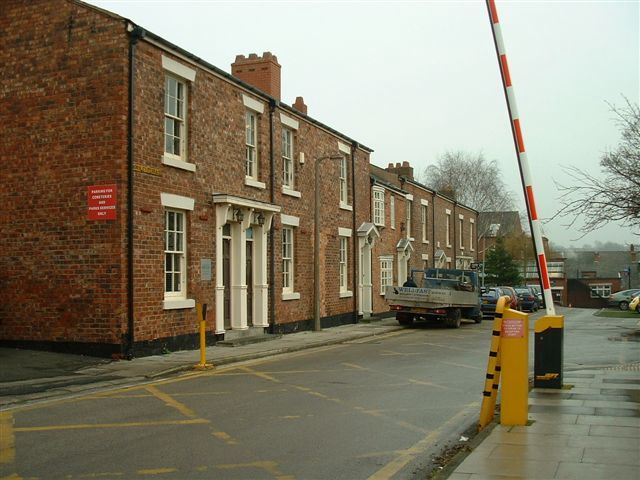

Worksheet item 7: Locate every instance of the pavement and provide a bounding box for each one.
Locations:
[1,313,639,480]
[444,365,640,479]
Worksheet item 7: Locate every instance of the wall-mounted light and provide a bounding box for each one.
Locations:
[256,212,265,226]
[234,209,244,222]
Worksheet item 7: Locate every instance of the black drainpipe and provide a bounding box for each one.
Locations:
[351,142,358,323]
[126,25,145,360]
[268,98,277,334]
[453,201,458,268]
[431,191,436,265]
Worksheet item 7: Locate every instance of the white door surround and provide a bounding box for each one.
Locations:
[213,194,280,334]
[357,223,380,318]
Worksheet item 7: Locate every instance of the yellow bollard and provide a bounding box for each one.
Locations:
[478,296,507,431]
[194,303,213,370]
[500,305,529,425]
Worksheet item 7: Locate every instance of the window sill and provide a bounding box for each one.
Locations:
[162,155,196,172]
[282,292,301,301]
[245,177,266,189]
[422,240,429,244]
[339,290,353,298]
[163,298,196,310]
[282,187,301,198]
[340,203,353,212]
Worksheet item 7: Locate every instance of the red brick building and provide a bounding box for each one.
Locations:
[365,163,478,317]
[1,0,374,356]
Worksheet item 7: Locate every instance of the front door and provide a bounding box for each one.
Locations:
[246,228,254,326]
[222,225,231,330]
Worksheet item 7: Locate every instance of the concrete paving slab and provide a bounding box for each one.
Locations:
[576,414,640,427]
[568,434,640,450]
[581,447,640,466]
[527,412,578,424]
[554,461,639,480]
[588,424,640,438]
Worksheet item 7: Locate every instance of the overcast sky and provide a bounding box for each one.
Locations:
[87,0,639,249]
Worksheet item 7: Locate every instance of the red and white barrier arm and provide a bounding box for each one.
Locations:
[486,0,556,316]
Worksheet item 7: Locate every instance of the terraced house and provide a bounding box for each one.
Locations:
[1,0,478,357]
[366,163,478,316]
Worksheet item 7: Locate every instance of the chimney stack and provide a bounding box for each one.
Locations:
[293,96,307,115]
[231,52,281,100]
[385,160,414,180]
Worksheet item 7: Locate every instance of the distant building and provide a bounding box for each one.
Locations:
[367,163,478,317]
[564,246,639,308]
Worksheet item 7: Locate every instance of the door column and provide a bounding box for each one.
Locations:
[359,236,373,318]
[230,208,252,330]
[252,212,274,327]
[215,205,231,333]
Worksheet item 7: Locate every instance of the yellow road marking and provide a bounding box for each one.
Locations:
[144,385,198,419]
[137,467,177,475]
[344,361,450,391]
[439,360,482,370]
[14,418,208,433]
[380,350,423,356]
[367,404,478,480]
[0,412,15,465]
[212,430,239,445]
[0,474,23,480]
[238,367,281,383]
[71,472,125,478]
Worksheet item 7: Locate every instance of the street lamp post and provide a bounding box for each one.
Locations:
[314,154,344,332]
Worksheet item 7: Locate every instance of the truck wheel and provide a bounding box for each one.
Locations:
[473,312,483,324]
[445,308,461,328]
[397,313,414,326]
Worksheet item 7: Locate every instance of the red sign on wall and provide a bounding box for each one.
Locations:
[88,185,117,220]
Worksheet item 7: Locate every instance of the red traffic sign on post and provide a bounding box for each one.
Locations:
[88,185,117,220]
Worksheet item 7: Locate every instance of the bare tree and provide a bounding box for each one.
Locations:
[421,150,515,234]
[552,98,640,237]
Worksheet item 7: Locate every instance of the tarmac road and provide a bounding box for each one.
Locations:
[1,319,493,480]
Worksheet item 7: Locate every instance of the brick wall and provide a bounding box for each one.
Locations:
[1,0,372,354]
[0,0,129,349]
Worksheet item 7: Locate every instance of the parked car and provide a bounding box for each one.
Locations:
[529,284,544,306]
[606,289,640,311]
[629,295,640,313]
[499,286,519,310]
[514,286,539,312]
[481,287,505,318]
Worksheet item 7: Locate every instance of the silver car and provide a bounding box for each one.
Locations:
[606,289,640,310]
